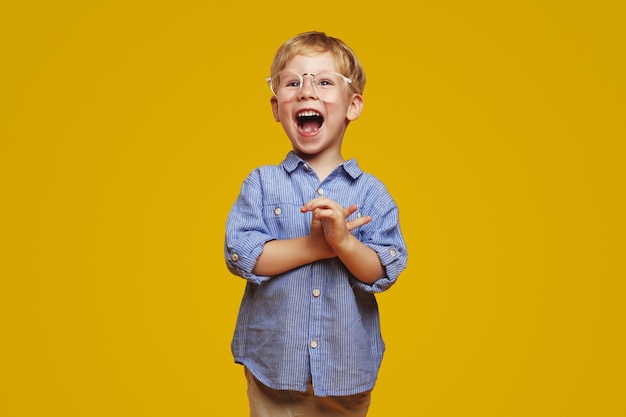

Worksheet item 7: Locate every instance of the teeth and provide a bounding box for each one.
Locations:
[297,110,321,118]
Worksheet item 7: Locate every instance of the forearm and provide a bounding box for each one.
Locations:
[333,235,385,284]
[252,236,333,276]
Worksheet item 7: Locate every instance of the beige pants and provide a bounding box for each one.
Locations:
[245,368,371,417]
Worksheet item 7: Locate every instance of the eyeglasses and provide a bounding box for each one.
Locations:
[266,71,353,101]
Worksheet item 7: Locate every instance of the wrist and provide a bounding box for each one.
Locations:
[329,234,356,258]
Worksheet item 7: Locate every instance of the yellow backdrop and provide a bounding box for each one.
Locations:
[1,1,624,416]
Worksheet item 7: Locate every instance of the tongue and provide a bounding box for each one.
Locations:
[301,119,321,134]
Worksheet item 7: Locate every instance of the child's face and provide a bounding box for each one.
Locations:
[270,52,363,160]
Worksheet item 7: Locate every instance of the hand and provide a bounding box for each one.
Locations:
[301,198,372,254]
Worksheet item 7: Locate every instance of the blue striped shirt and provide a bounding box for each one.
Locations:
[225,151,408,396]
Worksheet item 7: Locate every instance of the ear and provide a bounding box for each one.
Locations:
[270,96,280,122]
[346,93,364,121]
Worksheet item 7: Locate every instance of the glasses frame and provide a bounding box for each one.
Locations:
[266,71,353,100]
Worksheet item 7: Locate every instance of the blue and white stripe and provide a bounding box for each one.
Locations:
[225,151,408,396]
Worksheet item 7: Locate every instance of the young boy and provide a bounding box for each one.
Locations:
[224,31,408,416]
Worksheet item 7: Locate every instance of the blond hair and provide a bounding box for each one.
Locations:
[270,31,366,95]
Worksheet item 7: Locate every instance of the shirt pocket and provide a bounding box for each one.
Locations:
[263,202,309,239]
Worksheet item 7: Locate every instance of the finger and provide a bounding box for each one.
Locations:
[301,197,330,213]
[301,197,340,213]
[312,207,341,221]
[342,204,358,219]
[346,215,372,231]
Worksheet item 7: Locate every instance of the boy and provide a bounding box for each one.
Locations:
[224,31,408,416]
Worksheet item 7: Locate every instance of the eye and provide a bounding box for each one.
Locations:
[316,77,334,87]
[280,73,302,88]
[315,72,341,88]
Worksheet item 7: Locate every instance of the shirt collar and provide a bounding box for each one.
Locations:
[281,151,363,180]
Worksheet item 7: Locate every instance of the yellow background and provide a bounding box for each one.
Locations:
[1,1,624,416]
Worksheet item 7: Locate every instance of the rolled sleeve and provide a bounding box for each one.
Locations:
[225,232,274,284]
[350,243,407,293]
[225,170,275,285]
[350,201,408,293]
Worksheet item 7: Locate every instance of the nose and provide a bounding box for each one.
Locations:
[298,74,319,100]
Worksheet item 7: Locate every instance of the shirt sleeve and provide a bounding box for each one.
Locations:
[350,187,408,294]
[224,170,274,285]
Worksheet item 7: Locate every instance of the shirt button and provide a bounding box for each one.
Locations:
[274,207,282,216]
[310,340,319,349]
[230,253,240,262]
[389,249,397,257]
[317,188,324,196]
[312,289,321,297]
[303,164,310,171]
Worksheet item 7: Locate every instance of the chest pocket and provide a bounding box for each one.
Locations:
[263,202,309,238]
[258,166,313,239]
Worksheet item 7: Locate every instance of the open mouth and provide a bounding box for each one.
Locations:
[296,110,324,134]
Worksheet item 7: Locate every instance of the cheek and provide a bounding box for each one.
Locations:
[324,102,351,122]
[277,107,292,125]
[275,99,296,119]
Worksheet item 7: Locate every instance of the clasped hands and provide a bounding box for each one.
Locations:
[300,197,371,259]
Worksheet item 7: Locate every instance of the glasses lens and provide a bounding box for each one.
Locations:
[268,71,351,100]
[313,72,349,100]
[269,71,302,100]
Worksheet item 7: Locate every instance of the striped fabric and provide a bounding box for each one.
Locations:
[225,151,408,397]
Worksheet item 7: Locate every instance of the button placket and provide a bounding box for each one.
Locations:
[308,263,323,360]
